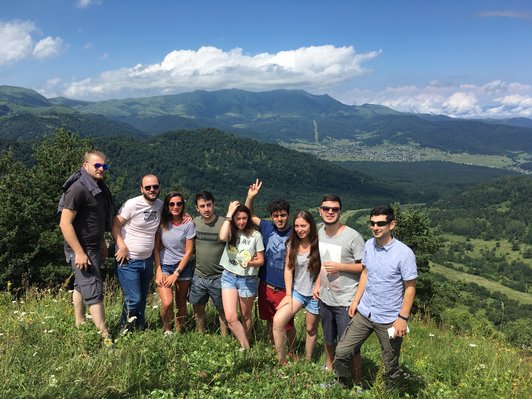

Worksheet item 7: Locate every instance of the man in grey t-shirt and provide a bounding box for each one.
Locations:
[188,191,228,335]
[315,194,365,384]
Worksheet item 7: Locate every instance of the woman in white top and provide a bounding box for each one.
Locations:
[154,192,196,333]
[219,201,264,349]
[272,210,321,363]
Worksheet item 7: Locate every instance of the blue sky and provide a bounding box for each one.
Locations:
[1,0,531,118]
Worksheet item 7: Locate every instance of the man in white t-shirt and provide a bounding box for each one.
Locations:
[112,174,163,330]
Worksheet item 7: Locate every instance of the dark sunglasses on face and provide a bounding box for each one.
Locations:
[144,184,160,191]
[93,163,109,171]
[320,206,341,213]
[370,220,390,227]
[169,201,184,207]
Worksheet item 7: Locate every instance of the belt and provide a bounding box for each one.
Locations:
[265,283,285,292]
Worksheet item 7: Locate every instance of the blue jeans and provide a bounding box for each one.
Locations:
[116,256,153,329]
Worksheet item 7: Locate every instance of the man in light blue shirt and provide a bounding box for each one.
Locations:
[333,205,417,390]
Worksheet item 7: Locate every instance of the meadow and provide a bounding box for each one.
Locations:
[1,284,530,399]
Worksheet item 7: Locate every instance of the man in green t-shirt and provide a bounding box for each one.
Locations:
[189,191,228,335]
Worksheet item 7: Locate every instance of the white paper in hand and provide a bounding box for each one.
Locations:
[387,325,410,338]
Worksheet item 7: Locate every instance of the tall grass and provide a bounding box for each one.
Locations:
[1,285,530,398]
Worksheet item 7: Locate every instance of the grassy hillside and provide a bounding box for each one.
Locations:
[430,262,532,305]
[1,287,530,399]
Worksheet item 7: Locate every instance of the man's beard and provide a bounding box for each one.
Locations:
[143,192,159,202]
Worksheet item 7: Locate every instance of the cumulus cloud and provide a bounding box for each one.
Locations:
[62,45,380,98]
[337,80,532,118]
[33,36,64,59]
[0,20,64,65]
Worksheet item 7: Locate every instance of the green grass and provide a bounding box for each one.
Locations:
[1,286,530,398]
[431,263,532,305]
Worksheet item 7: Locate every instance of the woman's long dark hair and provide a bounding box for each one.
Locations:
[286,210,321,280]
[160,192,185,231]
[228,204,255,247]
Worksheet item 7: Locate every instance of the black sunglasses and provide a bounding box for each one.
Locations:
[93,163,109,171]
[320,206,341,213]
[370,221,390,227]
[144,184,160,191]
[169,201,184,207]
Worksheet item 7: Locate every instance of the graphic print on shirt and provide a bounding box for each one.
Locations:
[265,232,288,272]
[228,236,254,267]
[144,210,158,222]
[319,241,342,291]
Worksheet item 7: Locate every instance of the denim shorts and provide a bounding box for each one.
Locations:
[292,289,320,315]
[319,301,351,345]
[221,270,258,298]
[188,274,223,309]
[161,259,194,281]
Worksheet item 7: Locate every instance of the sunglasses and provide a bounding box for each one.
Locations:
[93,163,109,171]
[143,184,160,191]
[320,206,341,213]
[169,201,184,207]
[370,220,390,227]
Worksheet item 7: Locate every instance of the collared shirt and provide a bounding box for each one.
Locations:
[357,237,417,324]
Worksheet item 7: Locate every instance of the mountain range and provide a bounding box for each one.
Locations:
[2,85,532,155]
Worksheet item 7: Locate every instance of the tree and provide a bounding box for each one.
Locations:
[391,203,441,312]
[0,129,92,289]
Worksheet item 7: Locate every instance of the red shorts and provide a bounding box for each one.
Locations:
[258,280,294,330]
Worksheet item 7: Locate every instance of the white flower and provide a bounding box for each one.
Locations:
[469,343,477,347]
[429,333,435,337]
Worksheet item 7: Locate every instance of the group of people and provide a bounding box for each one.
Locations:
[59,150,417,390]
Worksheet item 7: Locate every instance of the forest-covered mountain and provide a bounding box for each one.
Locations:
[2,85,532,155]
[0,86,145,140]
[91,128,394,209]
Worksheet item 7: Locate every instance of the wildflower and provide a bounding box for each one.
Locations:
[152,305,158,309]
[0,333,4,336]
[86,314,93,319]
[11,300,17,304]
[13,311,19,314]
[469,343,477,347]
[429,333,435,337]
[49,375,58,387]
[479,364,486,369]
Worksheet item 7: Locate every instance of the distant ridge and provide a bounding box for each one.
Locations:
[1,85,532,154]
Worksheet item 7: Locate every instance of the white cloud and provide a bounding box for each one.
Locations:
[77,0,102,9]
[338,80,532,118]
[479,10,532,20]
[0,20,35,64]
[0,20,64,65]
[62,45,380,99]
[33,36,64,59]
